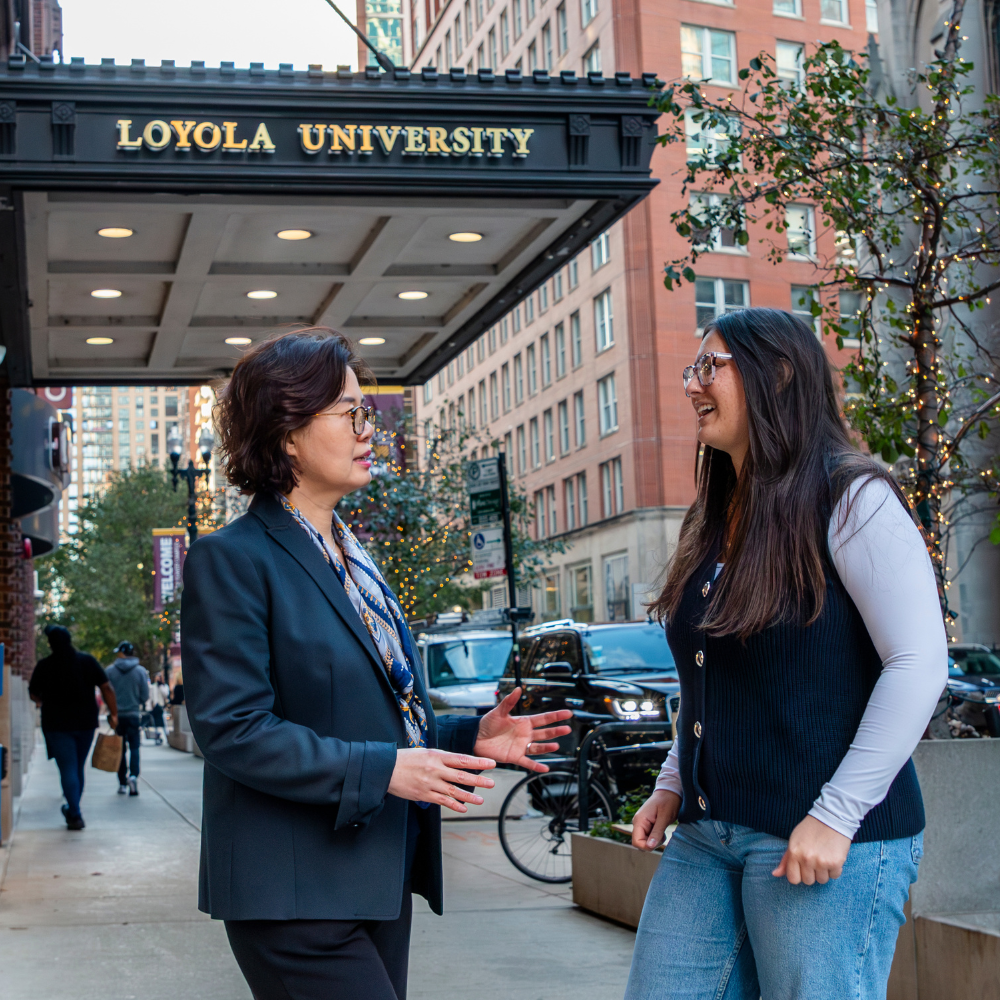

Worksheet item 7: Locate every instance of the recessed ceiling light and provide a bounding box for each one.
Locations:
[246,290,278,299]
[91,289,122,298]
[97,227,134,238]
[86,337,115,345]
[225,337,253,346]
[359,337,386,346]
[276,229,313,240]
[449,232,483,242]
[397,290,428,300]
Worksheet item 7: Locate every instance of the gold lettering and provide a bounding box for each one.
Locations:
[358,124,374,153]
[222,122,248,151]
[329,124,356,153]
[509,128,534,156]
[170,120,197,149]
[193,121,222,151]
[427,126,451,155]
[116,119,143,149]
[451,127,471,155]
[140,120,171,150]
[298,124,326,153]
[248,122,276,152]
[375,125,402,153]
[404,126,426,154]
[484,127,507,156]
[470,127,485,155]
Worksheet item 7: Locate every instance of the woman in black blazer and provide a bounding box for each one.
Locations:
[182,329,570,1000]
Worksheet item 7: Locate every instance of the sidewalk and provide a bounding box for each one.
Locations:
[1,736,636,999]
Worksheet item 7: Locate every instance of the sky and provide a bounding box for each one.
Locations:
[59,0,360,71]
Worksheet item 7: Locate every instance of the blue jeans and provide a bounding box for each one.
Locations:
[44,729,96,819]
[625,820,922,1000]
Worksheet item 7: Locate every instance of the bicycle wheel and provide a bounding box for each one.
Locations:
[498,769,614,883]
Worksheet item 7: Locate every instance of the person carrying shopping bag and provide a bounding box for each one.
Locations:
[106,641,149,796]
[626,308,946,1000]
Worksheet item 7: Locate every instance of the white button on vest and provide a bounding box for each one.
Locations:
[702,581,711,597]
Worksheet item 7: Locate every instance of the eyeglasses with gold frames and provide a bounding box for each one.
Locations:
[314,404,375,434]
[682,352,733,397]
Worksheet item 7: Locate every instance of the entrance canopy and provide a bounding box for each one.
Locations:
[0,58,660,386]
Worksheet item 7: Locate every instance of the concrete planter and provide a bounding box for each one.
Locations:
[571,833,661,929]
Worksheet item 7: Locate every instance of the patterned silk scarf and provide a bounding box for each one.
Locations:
[280,496,428,748]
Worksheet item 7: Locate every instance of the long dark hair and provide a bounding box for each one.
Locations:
[648,308,908,638]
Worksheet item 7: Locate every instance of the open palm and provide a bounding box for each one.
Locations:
[473,688,573,773]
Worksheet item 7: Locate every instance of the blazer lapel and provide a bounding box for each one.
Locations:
[249,494,394,697]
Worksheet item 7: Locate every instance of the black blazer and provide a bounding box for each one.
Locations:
[181,492,480,921]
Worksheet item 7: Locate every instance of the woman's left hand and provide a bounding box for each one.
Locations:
[772,815,852,885]
[473,688,573,773]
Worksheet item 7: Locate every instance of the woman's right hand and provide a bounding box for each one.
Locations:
[387,748,497,813]
[632,789,681,851]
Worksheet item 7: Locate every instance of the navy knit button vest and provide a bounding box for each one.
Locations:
[668,545,925,843]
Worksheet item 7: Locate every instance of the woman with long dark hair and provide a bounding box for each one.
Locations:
[182,329,571,999]
[625,309,946,999]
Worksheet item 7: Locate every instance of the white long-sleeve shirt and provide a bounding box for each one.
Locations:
[654,477,948,840]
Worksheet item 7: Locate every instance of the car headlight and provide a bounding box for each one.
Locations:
[608,697,663,720]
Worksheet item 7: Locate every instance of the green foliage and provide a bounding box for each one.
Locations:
[589,767,661,843]
[652,0,1000,612]
[337,408,566,620]
[36,468,219,665]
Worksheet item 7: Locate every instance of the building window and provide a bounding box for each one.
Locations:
[773,0,800,13]
[541,333,552,386]
[601,458,623,517]
[457,354,464,379]
[477,42,486,68]
[555,322,566,378]
[535,490,545,539]
[530,417,541,467]
[517,424,527,473]
[565,478,576,529]
[514,353,524,403]
[488,326,497,354]
[839,289,863,347]
[776,41,804,88]
[542,21,553,70]
[865,0,879,31]
[540,284,548,313]
[786,204,815,257]
[479,379,488,425]
[583,41,601,75]
[578,472,588,524]
[820,0,848,23]
[515,0,523,36]
[528,0,535,20]
[542,571,561,619]
[500,9,510,54]
[570,311,582,367]
[570,563,593,621]
[791,285,821,334]
[613,457,624,512]
[468,387,476,429]
[490,372,500,419]
[476,0,485,24]
[554,271,564,301]
[574,390,586,446]
[594,290,614,352]
[528,39,538,71]
[544,408,555,462]
[581,0,597,27]
[591,230,610,270]
[685,108,740,165]
[447,361,455,386]
[569,257,579,288]
[695,277,749,332]
[526,296,535,324]
[488,26,498,67]
[455,15,463,54]
[502,363,511,411]
[423,380,433,404]
[690,192,745,252]
[681,26,736,85]
[512,305,522,334]
[527,344,538,394]
[557,2,568,51]
[476,336,485,362]
[504,430,512,461]
[598,374,618,435]
[165,395,178,417]
[604,553,630,621]
[501,317,509,344]
[466,344,475,370]
[558,400,570,454]
[547,485,558,535]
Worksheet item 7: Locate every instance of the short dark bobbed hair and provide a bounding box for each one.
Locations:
[215,328,373,496]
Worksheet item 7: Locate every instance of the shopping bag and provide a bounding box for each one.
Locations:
[91,730,123,772]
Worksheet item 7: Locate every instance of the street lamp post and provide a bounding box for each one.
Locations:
[168,424,215,547]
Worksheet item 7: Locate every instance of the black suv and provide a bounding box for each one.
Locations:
[497,619,679,780]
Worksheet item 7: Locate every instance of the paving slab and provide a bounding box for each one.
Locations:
[1,734,635,1000]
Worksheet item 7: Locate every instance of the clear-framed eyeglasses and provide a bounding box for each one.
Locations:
[315,404,375,434]
[682,352,733,397]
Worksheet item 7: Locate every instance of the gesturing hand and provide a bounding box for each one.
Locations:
[773,815,852,885]
[388,748,496,814]
[473,687,573,773]
[631,789,681,851]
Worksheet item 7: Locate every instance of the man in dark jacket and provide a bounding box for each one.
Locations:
[29,625,118,830]
[105,642,149,796]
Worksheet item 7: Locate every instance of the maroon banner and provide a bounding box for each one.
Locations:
[36,387,73,409]
[152,529,187,611]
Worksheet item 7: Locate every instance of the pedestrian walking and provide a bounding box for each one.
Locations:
[105,641,149,796]
[145,672,170,744]
[29,625,119,830]
[183,329,572,1000]
[625,308,947,1000]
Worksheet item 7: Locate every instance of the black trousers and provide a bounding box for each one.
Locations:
[115,715,141,783]
[225,888,413,1000]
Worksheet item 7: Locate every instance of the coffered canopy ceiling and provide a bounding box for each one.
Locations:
[0,59,661,386]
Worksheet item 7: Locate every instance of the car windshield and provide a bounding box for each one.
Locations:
[582,625,675,674]
[952,650,1000,678]
[425,637,513,687]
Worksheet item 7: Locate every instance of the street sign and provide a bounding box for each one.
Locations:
[471,526,507,579]
[466,457,501,495]
[467,458,506,575]
[470,490,503,527]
